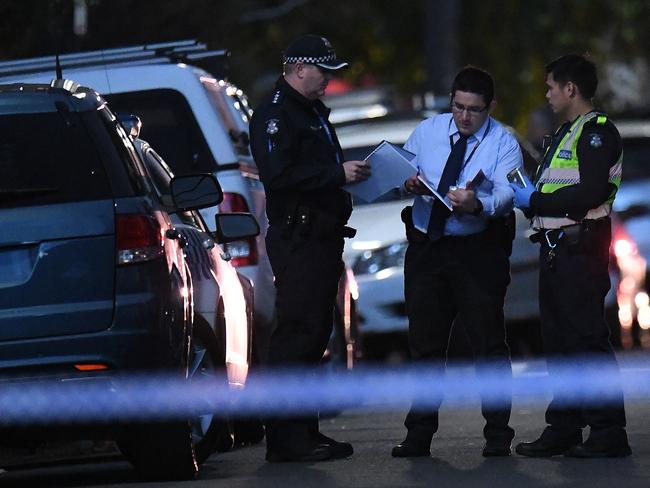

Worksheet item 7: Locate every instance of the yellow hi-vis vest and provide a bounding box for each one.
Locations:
[532,112,622,230]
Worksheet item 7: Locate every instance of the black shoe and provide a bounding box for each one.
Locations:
[482,439,511,457]
[316,433,353,459]
[515,427,582,458]
[391,439,430,458]
[564,431,632,458]
[265,444,332,463]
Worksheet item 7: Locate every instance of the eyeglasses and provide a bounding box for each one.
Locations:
[451,101,488,116]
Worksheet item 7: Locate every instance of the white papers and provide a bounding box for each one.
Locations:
[344,141,418,203]
[344,141,493,210]
[415,177,453,211]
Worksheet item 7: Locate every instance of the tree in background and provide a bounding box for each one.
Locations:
[0,0,649,132]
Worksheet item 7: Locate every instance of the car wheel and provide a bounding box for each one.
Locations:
[117,318,228,479]
[118,420,198,481]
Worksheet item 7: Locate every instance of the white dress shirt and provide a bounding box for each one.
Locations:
[404,112,522,235]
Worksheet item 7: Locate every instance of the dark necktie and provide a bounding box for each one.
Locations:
[427,133,469,241]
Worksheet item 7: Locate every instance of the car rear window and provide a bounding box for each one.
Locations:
[0,110,112,208]
[104,89,219,175]
[622,138,650,182]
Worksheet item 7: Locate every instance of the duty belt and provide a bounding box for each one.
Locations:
[529,218,609,246]
[283,205,356,240]
[529,218,610,269]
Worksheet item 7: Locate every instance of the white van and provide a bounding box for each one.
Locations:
[0,41,276,354]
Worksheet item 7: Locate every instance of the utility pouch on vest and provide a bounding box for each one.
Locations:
[561,223,582,247]
[570,218,610,253]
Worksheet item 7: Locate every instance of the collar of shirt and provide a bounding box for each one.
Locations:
[448,115,491,144]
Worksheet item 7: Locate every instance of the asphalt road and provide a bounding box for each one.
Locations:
[1,399,649,488]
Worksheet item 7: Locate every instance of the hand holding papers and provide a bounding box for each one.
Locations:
[412,175,453,211]
[344,141,418,203]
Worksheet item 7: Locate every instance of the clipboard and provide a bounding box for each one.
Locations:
[344,140,418,203]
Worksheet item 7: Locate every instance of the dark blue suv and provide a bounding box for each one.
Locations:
[0,81,224,479]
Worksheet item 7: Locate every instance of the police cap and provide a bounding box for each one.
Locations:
[283,34,349,72]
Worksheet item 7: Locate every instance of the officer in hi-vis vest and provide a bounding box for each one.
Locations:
[511,54,631,458]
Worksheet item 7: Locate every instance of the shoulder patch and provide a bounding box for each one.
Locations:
[266,119,280,135]
[588,133,603,148]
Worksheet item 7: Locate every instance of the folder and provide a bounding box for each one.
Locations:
[344,141,418,203]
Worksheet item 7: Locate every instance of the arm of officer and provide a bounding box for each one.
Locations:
[529,123,619,217]
[250,107,347,191]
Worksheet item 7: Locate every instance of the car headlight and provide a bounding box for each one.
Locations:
[352,241,408,275]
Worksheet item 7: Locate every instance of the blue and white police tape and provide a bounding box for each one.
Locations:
[0,355,649,425]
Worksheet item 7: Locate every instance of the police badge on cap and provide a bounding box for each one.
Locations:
[283,34,349,71]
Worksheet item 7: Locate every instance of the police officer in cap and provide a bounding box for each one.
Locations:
[250,34,370,462]
[512,54,631,458]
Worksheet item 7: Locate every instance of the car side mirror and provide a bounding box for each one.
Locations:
[170,173,223,211]
[214,213,260,243]
[116,113,142,139]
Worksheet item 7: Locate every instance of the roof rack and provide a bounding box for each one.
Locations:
[0,40,229,78]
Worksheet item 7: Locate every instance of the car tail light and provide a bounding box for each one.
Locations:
[116,214,164,265]
[219,192,258,267]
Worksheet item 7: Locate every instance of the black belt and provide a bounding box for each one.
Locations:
[280,205,356,240]
[530,218,610,246]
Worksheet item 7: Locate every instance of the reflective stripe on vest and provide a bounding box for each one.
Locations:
[533,112,622,230]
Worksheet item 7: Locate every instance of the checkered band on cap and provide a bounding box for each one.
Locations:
[283,53,337,64]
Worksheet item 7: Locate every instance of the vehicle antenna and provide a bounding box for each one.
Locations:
[55,54,63,80]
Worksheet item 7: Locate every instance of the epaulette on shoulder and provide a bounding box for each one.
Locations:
[585,113,617,132]
[271,89,285,105]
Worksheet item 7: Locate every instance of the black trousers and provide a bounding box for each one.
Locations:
[538,223,627,434]
[264,225,344,453]
[403,230,514,443]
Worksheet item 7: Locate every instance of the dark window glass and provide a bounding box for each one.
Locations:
[0,111,112,208]
[622,138,650,182]
[105,89,218,175]
[91,108,149,195]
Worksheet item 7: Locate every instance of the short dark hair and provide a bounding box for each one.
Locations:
[545,54,598,99]
[451,66,495,106]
